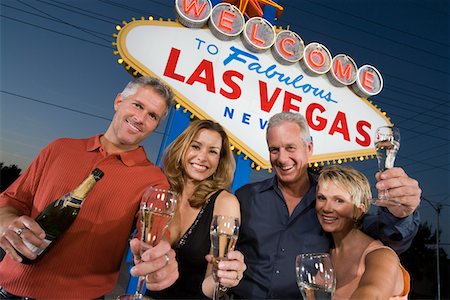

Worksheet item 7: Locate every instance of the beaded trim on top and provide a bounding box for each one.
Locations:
[175,198,211,249]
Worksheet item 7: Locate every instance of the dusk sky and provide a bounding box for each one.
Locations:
[1,0,449,253]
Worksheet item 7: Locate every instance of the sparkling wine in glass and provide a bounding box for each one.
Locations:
[296,253,335,300]
[117,187,177,300]
[210,215,240,300]
[372,126,401,205]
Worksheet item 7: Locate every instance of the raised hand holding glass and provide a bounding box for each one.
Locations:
[117,187,177,300]
[210,215,240,300]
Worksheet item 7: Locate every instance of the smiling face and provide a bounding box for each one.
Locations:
[104,85,167,151]
[267,121,313,186]
[316,180,358,234]
[183,128,222,183]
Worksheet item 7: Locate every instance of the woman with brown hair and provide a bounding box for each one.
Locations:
[147,119,246,299]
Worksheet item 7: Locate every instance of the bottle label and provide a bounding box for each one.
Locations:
[22,238,52,256]
[64,199,82,208]
[59,193,82,208]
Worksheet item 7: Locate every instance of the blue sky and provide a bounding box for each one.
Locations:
[1,0,449,251]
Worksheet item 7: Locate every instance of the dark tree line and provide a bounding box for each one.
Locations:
[0,163,23,261]
[1,162,21,192]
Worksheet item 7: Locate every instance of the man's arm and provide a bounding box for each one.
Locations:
[362,207,420,254]
[0,139,56,262]
[0,206,46,262]
[375,167,421,218]
[362,167,421,254]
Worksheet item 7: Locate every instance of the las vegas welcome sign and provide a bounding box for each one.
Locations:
[114,0,390,169]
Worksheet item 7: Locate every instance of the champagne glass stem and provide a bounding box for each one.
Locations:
[377,161,390,202]
[212,282,220,300]
[135,275,146,299]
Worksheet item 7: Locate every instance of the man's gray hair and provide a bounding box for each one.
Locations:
[267,112,311,145]
[121,76,175,119]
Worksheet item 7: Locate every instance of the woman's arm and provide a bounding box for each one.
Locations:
[202,191,246,298]
[350,248,404,299]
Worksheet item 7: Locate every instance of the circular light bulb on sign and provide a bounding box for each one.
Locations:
[271,30,305,65]
[175,0,212,28]
[327,54,358,87]
[300,42,333,76]
[352,65,383,97]
[208,3,245,41]
[242,17,276,53]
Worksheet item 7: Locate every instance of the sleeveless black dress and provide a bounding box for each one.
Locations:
[147,190,223,299]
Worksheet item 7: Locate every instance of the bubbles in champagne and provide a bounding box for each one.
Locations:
[298,282,333,300]
[211,232,237,281]
[141,209,173,247]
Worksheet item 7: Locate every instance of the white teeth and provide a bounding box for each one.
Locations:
[280,165,293,170]
[191,163,207,171]
[126,120,141,132]
[323,216,337,221]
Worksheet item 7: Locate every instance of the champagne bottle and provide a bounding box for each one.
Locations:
[20,168,104,264]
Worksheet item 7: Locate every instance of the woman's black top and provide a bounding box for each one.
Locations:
[147,190,223,299]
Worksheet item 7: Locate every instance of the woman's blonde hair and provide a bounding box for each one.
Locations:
[318,165,372,222]
[163,119,236,208]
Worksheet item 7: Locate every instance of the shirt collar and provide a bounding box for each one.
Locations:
[87,134,103,152]
[257,176,278,192]
[255,169,319,193]
[87,134,153,167]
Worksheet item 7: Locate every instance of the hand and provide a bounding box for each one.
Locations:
[206,250,246,289]
[375,167,421,218]
[129,238,178,291]
[0,215,46,262]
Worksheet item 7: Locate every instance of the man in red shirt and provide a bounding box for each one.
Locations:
[0,76,179,298]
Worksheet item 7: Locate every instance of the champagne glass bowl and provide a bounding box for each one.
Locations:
[210,215,240,300]
[117,187,177,300]
[372,126,401,206]
[296,253,335,300]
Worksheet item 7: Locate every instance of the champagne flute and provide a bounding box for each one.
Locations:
[296,253,335,300]
[210,215,240,300]
[117,187,177,300]
[372,126,401,206]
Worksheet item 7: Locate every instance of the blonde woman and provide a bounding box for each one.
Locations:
[316,165,410,299]
[146,119,246,299]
